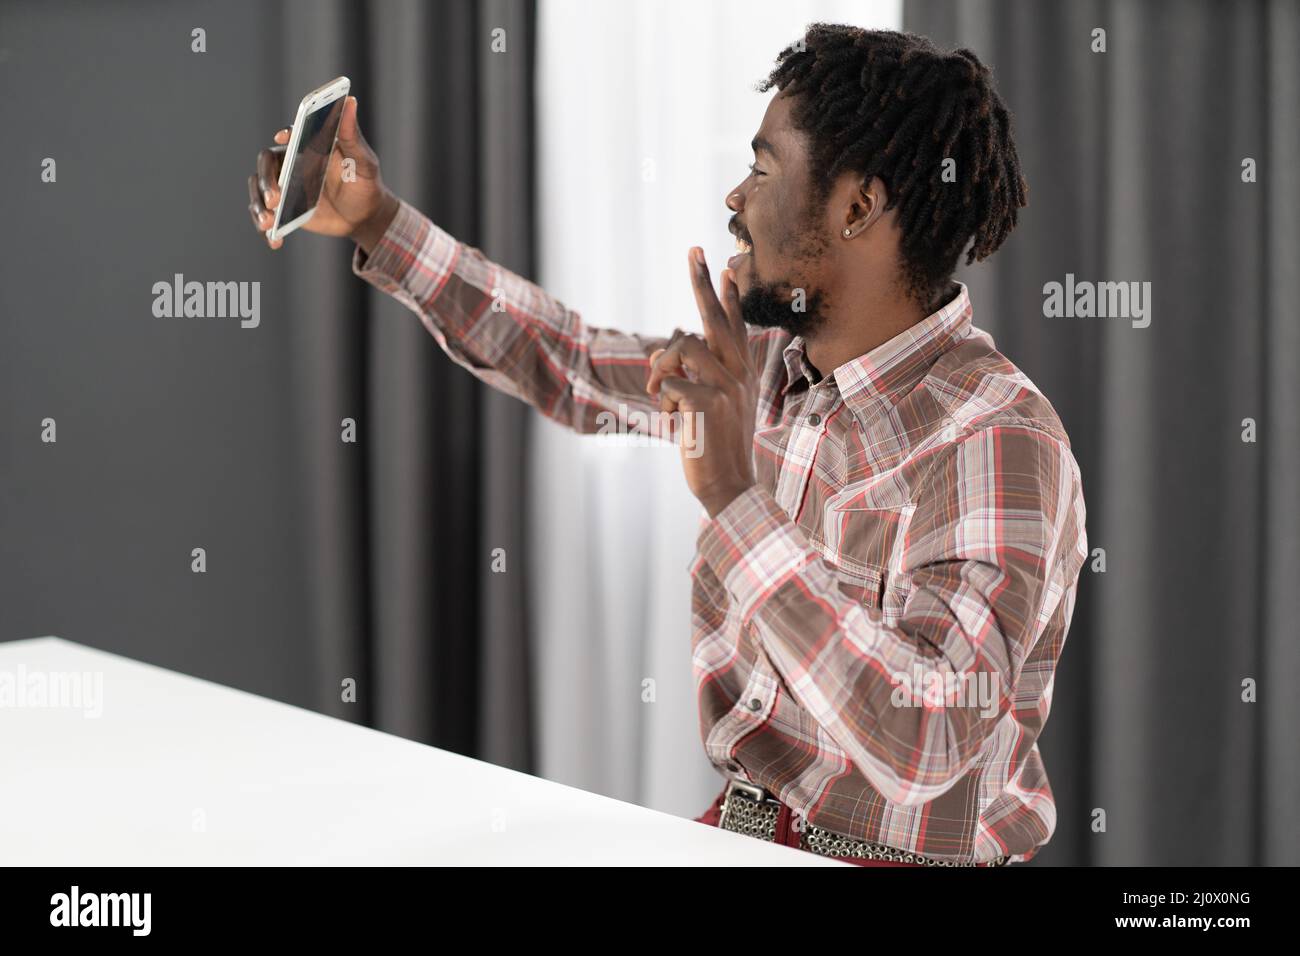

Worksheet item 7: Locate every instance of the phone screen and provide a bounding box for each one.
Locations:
[280,97,346,226]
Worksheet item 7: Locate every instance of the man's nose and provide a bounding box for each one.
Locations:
[726,186,745,213]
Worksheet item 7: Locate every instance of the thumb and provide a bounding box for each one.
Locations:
[336,96,364,154]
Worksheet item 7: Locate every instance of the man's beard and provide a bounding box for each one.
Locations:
[738,204,832,338]
[740,280,829,338]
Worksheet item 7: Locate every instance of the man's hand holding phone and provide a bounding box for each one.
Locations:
[247,95,399,253]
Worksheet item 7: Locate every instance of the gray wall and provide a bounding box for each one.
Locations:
[1,1,315,704]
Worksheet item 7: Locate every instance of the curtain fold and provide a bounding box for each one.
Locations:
[283,0,536,772]
[905,0,1300,865]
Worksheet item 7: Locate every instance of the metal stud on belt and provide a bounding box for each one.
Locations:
[719,781,1008,867]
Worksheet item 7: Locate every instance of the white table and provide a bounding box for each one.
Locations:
[0,637,838,866]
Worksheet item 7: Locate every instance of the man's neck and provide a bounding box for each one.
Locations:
[803,283,940,380]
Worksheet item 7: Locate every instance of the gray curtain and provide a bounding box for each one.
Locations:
[283,0,536,770]
[0,0,535,773]
[905,0,1300,865]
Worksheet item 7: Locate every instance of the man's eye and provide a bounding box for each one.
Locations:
[748,162,766,177]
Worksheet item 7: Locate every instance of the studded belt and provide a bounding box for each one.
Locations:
[718,780,1009,867]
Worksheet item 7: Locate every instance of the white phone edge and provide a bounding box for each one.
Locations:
[268,75,352,242]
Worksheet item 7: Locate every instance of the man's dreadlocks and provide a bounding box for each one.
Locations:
[760,25,1028,307]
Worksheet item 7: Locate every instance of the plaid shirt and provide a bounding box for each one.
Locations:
[354,200,1088,864]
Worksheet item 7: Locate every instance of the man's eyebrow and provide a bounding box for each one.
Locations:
[751,136,778,158]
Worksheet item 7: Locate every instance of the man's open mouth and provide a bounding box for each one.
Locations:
[728,233,753,271]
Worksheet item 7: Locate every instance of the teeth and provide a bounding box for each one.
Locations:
[735,237,752,254]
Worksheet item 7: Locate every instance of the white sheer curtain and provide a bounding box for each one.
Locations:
[530,0,903,817]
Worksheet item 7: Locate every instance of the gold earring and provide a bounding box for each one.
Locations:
[843,228,852,237]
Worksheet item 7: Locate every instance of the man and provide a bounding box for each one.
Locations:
[248,24,1087,866]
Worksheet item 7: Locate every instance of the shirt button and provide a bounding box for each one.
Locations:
[748,698,763,712]
[807,413,821,427]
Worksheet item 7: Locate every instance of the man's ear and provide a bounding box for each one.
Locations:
[842,175,889,239]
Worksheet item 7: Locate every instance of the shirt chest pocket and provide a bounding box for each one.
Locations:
[819,503,917,626]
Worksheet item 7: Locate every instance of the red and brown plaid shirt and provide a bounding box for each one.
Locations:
[354,200,1089,864]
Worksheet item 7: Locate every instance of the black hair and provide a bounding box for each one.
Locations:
[760,25,1027,306]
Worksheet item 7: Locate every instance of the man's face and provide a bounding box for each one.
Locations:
[726,92,833,338]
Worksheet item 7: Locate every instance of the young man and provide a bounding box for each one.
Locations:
[248,25,1087,866]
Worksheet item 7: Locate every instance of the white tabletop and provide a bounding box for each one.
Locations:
[0,637,839,866]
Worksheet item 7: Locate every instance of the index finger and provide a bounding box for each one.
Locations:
[719,268,747,352]
[688,248,745,373]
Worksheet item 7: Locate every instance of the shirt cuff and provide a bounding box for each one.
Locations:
[696,485,817,623]
[350,198,456,299]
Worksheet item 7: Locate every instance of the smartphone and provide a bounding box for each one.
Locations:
[269,76,351,241]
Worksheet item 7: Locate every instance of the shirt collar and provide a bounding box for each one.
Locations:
[781,282,974,424]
